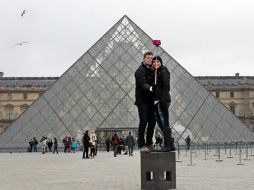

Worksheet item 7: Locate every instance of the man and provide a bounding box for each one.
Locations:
[106,137,111,152]
[112,134,120,157]
[134,51,156,151]
[126,132,135,156]
[53,138,58,154]
[186,135,191,151]
[33,137,38,152]
[82,131,90,159]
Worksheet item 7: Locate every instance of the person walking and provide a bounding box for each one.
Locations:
[41,136,47,154]
[82,131,90,159]
[126,132,135,156]
[48,139,53,152]
[112,134,120,157]
[155,134,163,150]
[134,51,156,151]
[33,137,38,152]
[28,138,34,152]
[152,56,175,152]
[90,141,96,158]
[71,138,77,153]
[106,137,111,152]
[186,135,191,151]
[53,138,58,154]
[63,136,68,153]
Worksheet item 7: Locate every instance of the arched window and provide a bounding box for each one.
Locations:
[5,104,14,120]
[20,104,29,112]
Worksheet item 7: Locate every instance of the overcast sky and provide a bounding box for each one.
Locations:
[1,0,254,77]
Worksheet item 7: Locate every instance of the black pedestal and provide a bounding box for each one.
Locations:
[141,151,176,190]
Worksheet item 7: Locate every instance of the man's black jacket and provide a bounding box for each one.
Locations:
[134,62,154,106]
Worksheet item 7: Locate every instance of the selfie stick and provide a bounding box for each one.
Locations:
[152,40,161,84]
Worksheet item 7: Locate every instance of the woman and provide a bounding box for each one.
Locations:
[152,56,175,152]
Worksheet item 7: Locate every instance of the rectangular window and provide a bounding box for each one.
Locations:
[5,106,13,120]
[230,105,235,114]
[230,91,234,98]
[23,93,27,100]
[215,92,220,98]
[7,93,12,100]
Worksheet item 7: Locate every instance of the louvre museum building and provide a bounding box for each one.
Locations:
[0,16,254,151]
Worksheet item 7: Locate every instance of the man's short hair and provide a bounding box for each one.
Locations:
[143,51,153,59]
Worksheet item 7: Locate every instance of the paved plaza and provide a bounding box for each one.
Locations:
[1,149,254,190]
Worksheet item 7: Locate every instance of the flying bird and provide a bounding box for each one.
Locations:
[14,42,29,46]
[21,10,26,17]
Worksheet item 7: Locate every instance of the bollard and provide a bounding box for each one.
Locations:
[244,143,250,161]
[194,143,197,157]
[203,143,208,160]
[235,142,238,155]
[250,143,254,156]
[202,143,205,154]
[216,143,223,162]
[187,145,195,166]
[236,143,244,165]
[214,143,218,156]
[206,143,209,155]
[224,143,227,155]
[176,143,182,162]
[198,143,201,155]
[227,142,233,158]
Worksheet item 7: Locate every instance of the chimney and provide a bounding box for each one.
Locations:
[235,73,239,77]
[0,72,4,78]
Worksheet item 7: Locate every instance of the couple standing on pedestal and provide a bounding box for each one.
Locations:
[135,51,175,152]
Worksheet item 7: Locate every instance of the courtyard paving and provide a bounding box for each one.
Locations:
[0,149,254,190]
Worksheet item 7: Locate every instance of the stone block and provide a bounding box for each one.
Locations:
[141,151,176,190]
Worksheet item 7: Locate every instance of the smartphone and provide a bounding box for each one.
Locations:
[151,40,161,46]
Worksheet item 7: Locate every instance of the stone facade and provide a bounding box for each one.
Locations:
[197,74,254,132]
[0,76,57,134]
[1,74,254,134]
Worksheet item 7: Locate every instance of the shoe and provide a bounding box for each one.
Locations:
[147,145,155,151]
[171,146,176,151]
[159,146,175,152]
[170,144,176,151]
[139,146,151,152]
[140,145,155,152]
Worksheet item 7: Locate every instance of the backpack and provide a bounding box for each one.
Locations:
[113,137,119,145]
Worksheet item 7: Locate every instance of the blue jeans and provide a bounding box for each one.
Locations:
[154,102,173,148]
[137,104,156,148]
[128,146,133,155]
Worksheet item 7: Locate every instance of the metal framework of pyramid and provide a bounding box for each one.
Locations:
[0,15,254,150]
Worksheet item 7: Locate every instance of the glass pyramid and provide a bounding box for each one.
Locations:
[0,15,253,150]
